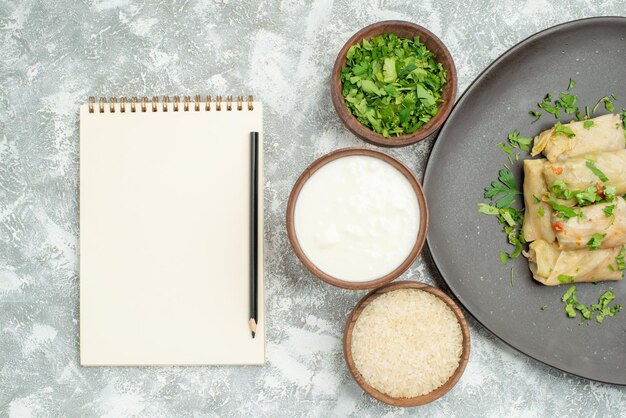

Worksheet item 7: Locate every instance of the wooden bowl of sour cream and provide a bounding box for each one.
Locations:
[286,147,428,290]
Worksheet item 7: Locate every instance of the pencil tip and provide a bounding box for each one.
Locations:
[251,331,256,338]
[248,318,257,333]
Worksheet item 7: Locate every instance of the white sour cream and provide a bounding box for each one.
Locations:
[294,155,420,282]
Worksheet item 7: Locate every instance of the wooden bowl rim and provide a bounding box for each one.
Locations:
[330,20,458,148]
[343,280,471,407]
[286,147,428,290]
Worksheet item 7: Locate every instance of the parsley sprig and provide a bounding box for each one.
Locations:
[478,167,525,263]
[484,168,523,208]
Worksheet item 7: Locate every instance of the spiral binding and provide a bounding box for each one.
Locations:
[88,95,254,113]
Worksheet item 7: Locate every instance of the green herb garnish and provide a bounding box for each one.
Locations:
[550,182,603,207]
[562,285,577,302]
[341,34,447,137]
[587,232,607,251]
[583,120,595,129]
[477,203,499,215]
[553,121,575,138]
[558,274,574,284]
[593,96,615,113]
[603,204,616,217]
[529,109,542,122]
[562,285,579,318]
[477,203,525,262]
[565,303,577,318]
[616,245,625,271]
[567,78,576,90]
[484,168,522,209]
[604,185,617,199]
[497,142,513,155]
[537,206,545,217]
[585,160,609,182]
[555,93,578,115]
[546,197,577,220]
[507,130,533,152]
[539,97,560,118]
[591,291,622,323]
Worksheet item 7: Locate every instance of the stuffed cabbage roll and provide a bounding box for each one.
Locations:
[553,199,626,250]
[543,149,626,195]
[527,240,623,286]
[531,114,624,162]
[522,159,555,243]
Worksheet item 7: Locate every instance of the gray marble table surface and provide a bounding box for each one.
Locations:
[1,0,625,416]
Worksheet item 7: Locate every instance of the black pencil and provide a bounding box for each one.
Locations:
[249,131,259,338]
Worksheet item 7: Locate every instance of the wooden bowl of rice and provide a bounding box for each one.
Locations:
[344,281,470,406]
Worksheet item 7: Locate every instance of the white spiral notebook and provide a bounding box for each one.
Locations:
[79,96,264,366]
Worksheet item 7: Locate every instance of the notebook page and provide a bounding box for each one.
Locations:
[79,103,264,365]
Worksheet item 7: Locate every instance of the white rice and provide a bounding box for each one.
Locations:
[351,288,463,398]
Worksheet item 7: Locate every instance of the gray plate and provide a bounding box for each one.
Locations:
[424,17,626,385]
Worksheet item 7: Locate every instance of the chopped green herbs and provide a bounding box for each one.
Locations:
[567,78,576,90]
[553,121,575,138]
[561,286,622,324]
[484,168,522,209]
[562,285,577,302]
[617,245,626,271]
[477,203,499,215]
[605,185,617,201]
[529,109,542,122]
[533,83,581,119]
[539,95,560,118]
[507,130,533,152]
[530,82,620,126]
[583,120,595,129]
[555,93,578,115]
[603,204,616,217]
[591,291,622,323]
[585,160,609,182]
[546,197,577,220]
[550,180,613,207]
[587,232,607,251]
[565,303,576,318]
[497,142,513,154]
[537,206,545,217]
[477,202,525,262]
[593,96,615,113]
[478,166,524,263]
[341,34,447,138]
[557,274,574,284]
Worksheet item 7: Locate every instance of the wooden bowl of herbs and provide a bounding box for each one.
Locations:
[331,21,457,147]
